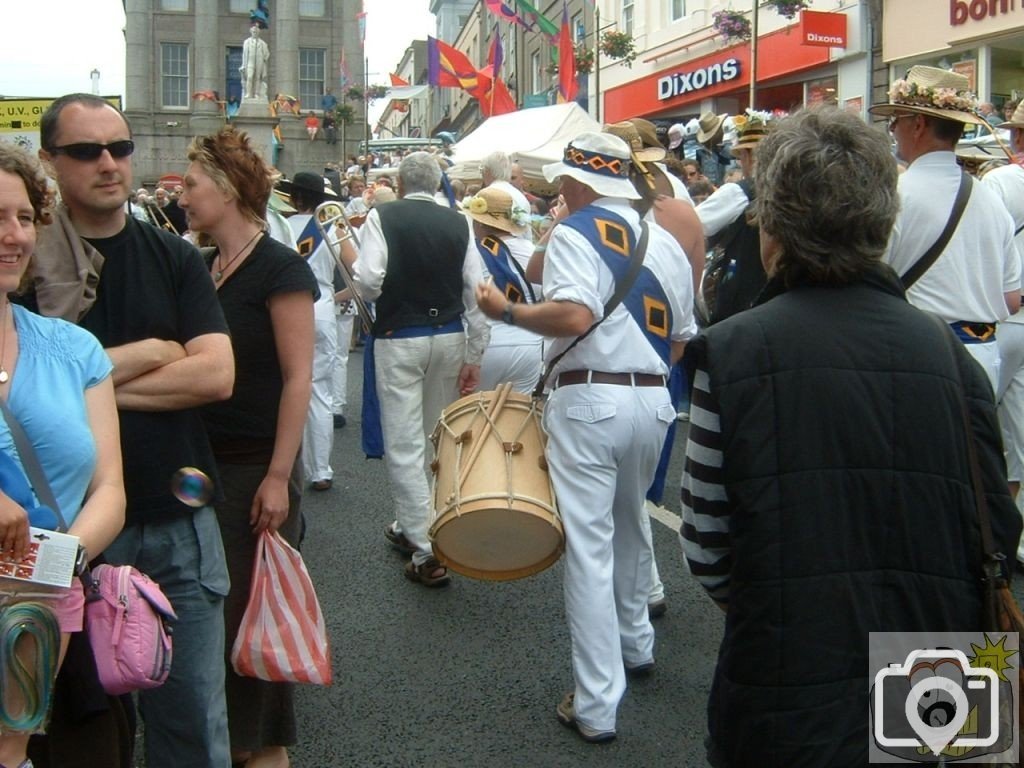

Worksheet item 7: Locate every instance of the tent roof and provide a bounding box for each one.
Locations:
[448,102,600,185]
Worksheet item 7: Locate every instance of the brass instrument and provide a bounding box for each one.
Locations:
[313,201,373,334]
[144,201,179,236]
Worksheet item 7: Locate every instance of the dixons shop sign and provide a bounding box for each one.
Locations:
[658,58,741,101]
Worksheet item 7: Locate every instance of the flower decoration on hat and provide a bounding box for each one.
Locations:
[888,78,977,113]
[467,196,489,215]
[510,204,529,229]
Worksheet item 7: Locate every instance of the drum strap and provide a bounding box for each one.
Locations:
[531,218,650,399]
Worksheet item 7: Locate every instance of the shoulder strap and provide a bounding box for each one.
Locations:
[901,170,973,290]
[532,222,650,398]
[0,398,67,532]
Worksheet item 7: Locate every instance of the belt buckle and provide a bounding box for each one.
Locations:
[428,308,439,318]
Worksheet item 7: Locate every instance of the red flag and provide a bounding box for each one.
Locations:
[486,78,517,116]
[389,72,410,87]
[428,36,489,100]
[556,3,578,103]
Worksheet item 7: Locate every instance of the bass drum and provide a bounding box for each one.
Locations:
[429,385,562,581]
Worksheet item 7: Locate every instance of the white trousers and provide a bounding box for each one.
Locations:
[375,332,464,565]
[543,381,675,732]
[997,323,1024,484]
[302,300,339,483]
[964,339,1000,398]
[479,341,543,394]
[332,313,355,415]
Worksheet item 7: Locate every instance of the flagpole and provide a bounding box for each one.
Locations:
[595,6,601,123]
[749,1,758,110]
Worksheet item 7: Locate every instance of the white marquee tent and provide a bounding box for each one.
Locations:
[447,102,600,186]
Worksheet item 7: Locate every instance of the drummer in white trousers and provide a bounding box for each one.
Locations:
[476,132,695,743]
[464,185,543,393]
[283,172,341,491]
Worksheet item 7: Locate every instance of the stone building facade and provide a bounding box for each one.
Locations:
[124,0,365,184]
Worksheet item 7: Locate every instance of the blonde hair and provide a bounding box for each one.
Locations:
[187,127,273,226]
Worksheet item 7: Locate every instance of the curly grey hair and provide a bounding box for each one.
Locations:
[755,107,899,287]
[480,151,512,182]
[398,151,442,195]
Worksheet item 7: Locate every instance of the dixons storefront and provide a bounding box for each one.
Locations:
[602,6,869,126]
[883,0,1024,112]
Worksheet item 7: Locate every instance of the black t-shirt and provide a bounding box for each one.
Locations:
[201,234,317,457]
[81,217,229,523]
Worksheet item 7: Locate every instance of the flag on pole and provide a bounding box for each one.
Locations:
[487,26,504,79]
[356,11,367,43]
[484,0,529,28]
[515,0,560,41]
[389,72,410,87]
[339,49,351,90]
[484,77,517,117]
[427,36,489,100]
[557,3,578,103]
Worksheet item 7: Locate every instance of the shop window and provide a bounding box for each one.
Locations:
[622,0,634,35]
[161,43,190,109]
[807,76,838,107]
[299,49,326,110]
[670,0,686,21]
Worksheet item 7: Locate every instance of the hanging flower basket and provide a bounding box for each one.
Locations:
[575,45,595,75]
[599,30,637,68]
[766,0,810,20]
[345,85,364,101]
[712,10,752,44]
[335,104,356,124]
[366,84,389,102]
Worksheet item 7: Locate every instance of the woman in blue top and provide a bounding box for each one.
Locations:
[0,143,125,768]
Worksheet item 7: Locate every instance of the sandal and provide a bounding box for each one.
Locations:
[404,557,451,587]
[384,523,416,556]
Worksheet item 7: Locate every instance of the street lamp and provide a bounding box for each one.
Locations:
[90,69,100,96]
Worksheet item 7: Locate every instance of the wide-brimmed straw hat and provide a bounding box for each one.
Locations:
[462,185,528,235]
[696,111,728,145]
[999,102,1024,129]
[542,132,641,200]
[731,112,772,151]
[868,65,984,126]
[603,120,667,163]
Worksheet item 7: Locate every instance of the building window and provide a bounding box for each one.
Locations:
[228,0,249,12]
[623,0,634,35]
[572,12,584,43]
[161,43,190,108]
[531,51,541,94]
[160,0,188,9]
[670,0,686,21]
[298,0,325,16]
[299,48,326,111]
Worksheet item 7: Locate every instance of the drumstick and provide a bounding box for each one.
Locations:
[457,381,512,490]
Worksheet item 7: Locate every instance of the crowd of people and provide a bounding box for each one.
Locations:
[0,64,1022,766]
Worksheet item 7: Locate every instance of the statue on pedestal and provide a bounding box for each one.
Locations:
[240,24,270,100]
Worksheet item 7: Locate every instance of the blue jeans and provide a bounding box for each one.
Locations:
[104,507,231,768]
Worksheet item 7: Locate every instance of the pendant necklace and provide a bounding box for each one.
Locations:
[214,230,263,282]
[0,301,11,384]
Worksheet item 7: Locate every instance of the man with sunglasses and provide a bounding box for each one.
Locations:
[871,66,1020,394]
[30,93,234,768]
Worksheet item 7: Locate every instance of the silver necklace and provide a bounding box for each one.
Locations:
[214,230,263,282]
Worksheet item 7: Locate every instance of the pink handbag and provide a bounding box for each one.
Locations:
[82,564,177,696]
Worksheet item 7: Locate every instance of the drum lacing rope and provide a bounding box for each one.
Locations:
[0,600,60,732]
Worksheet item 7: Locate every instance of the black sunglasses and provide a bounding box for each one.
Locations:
[48,140,135,161]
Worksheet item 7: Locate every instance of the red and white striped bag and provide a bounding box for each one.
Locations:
[230,530,332,685]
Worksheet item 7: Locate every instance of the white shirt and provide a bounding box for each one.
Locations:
[475,233,542,348]
[353,191,490,365]
[981,161,1024,325]
[288,214,334,307]
[695,182,748,237]
[543,198,698,379]
[884,151,1020,323]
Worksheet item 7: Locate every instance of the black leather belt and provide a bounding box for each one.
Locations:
[555,370,667,389]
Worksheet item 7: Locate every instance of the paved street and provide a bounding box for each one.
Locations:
[291,350,724,767]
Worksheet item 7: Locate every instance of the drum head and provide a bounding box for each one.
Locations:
[432,507,563,582]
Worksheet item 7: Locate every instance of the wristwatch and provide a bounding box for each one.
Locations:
[501,304,515,326]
